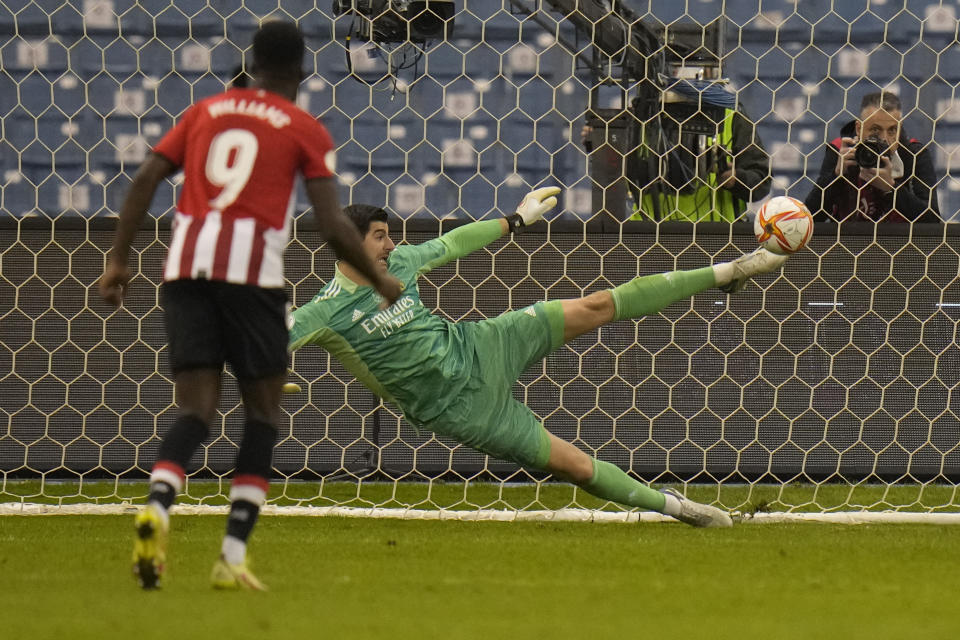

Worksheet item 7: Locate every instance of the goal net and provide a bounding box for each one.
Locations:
[2,0,959,520]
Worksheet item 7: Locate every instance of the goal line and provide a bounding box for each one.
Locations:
[3,502,960,525]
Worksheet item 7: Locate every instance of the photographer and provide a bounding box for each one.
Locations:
[804,91,941,223]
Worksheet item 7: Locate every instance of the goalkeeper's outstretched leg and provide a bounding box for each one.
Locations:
[558,248,788,343]
[542,431,733,528]
[533,246,790,526]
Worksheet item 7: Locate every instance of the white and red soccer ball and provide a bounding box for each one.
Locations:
[754,196,813,254]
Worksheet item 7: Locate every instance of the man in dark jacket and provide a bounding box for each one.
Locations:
[804,91,941,223]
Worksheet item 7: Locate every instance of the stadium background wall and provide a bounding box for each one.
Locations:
[3,216,960,485]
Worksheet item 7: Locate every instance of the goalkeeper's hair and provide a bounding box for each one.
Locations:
[344,204,389,236]
[252,20,305,80]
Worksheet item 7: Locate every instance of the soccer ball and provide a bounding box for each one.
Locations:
[754,196,813,254]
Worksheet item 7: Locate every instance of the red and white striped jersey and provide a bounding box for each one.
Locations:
[154,88,335,288]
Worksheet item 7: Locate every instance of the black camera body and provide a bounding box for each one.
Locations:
[855,136,889,168]
[332,0,454,43]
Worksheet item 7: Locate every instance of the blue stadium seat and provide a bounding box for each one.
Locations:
[554,76,589,124]
[386,178,426,218]
[805,82,855,129]
[49,0,150,37]
[3,112,40,153]
[67,37,105,80]
[331,80,374,119]
[138,0,222,38]
[207,39,244,77]
[0,2,50,37]
[349,111,391,153]
[366,144,408,183]
[551,142,588,188]
[316,106,350,145]
[34,113,91,156]
[103,173,132,214]
[403,141,438,179]
[647,0,690,25]
[833,7,887,46]
[1,35,71,76]
[496,115,560,154]
[737,0,831,43]
[406,77,444,120]
[425,116,465,147]
[49,74,90,118]
[902,45,940,84]
[223,8,262,49]
[308,39,349,82]
[515,76,558,121]
[382,109,425,154]
[11,73,55,117]
[0,73,19,117]
[100,37,143,80]
[153,74,193,119]
[935,46,960,83]
[347,172,389,210]
[336,138,372,175]
[457,175,497,220]
[424,45,465,81]
[415,173,454,218]
[35,169,105,218]
[3,174,39,217]
[85,75,151,119]
[756,121,789,153]
[95,112,166,172]
[100,170,176,218]
[864,47,904,84]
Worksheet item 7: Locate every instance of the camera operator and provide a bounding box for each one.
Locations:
[803,91,941,223]
[583,75,771,222]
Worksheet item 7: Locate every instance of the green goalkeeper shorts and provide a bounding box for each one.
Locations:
[427,300,564,469]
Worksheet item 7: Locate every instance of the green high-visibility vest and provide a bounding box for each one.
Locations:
[630,108,740,222]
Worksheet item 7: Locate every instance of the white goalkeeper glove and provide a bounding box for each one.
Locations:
[505,186,561,232]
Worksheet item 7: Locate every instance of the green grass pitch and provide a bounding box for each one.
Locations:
[2,514,959,640]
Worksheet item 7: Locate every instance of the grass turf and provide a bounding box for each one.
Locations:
[1,515,958,640]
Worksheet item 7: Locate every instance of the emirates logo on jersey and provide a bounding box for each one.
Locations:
[360,296,416,338]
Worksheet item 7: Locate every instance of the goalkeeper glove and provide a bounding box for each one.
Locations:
[505,186,561,232]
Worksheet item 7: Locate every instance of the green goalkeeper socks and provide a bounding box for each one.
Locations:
[583,458,666,512]
[609,267,716,322]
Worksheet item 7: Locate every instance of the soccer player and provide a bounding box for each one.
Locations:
[288,187,790,528]
[98,20,402,591]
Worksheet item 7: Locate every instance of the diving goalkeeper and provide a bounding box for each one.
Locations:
[290,188,789,526]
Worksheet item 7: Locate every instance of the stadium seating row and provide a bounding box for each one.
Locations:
[2,0,958,219]
[2,0,954,45]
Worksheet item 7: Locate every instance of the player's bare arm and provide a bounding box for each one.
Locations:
[305,176,403,305]
[99,152,178,307]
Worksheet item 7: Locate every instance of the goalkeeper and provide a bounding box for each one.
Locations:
[290,188,789,527]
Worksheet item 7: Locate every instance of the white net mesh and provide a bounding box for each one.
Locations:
[2,0,960,516]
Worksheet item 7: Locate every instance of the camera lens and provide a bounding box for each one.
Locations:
[855,136,887,167]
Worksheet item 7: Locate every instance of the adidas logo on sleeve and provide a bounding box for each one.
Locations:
[351,309,365,322]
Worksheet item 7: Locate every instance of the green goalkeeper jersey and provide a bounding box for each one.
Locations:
[289,220,505,425]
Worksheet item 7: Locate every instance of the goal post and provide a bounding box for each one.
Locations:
[2,0,960,521]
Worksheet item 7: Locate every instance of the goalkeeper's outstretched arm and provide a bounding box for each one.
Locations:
[425,187,561,269]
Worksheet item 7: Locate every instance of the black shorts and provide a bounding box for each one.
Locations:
[160,279,289,381]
